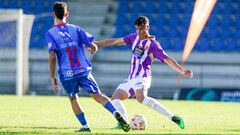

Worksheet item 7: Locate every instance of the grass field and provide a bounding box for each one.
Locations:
[0,95,240,135]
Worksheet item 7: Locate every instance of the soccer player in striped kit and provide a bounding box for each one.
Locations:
[46,2,130,132]
[95,16,193,129]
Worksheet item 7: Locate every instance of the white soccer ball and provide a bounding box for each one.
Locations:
[130,114,147,130]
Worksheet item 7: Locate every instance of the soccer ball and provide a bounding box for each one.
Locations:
[129,114,147,130]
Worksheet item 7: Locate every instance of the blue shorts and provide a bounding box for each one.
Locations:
[61,73,101,96]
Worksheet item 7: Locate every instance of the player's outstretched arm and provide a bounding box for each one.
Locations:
[94,38,126,46]
[49,51,58,92]
[163,57,193,78]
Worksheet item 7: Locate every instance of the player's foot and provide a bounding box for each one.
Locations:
[111,123,121,129]
[75,127,91,132]
[172,116,185,129]
[114,112,130,132]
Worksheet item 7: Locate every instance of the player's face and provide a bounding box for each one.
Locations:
[135,24,149,36]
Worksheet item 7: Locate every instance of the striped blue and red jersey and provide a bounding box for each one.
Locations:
[123,33,169,79]
[46,23,94,81]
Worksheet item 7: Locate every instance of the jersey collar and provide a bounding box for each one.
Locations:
[54,22,67,26]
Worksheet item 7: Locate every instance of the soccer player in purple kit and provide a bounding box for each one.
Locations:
[95,16,193,129]
[46,2,130,132]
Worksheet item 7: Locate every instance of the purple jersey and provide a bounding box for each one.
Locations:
[46,23,94,81]
[123,33,168,79]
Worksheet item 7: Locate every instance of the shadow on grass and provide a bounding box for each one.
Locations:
[0,132,234,135]
[2,127,239,135]
[0,126,75,130]
[220,129,240,132]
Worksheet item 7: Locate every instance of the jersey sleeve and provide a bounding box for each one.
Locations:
[123,33,137,45]
[46,31,57,52]
[76,27,94,47]
[150,41,168,62]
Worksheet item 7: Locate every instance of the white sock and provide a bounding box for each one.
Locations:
[142,97,174,119]
[112,99,128,122]
[82,124,89,128]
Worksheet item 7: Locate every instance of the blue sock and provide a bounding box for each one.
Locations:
[104,101,116,114]
[76,112,87,126]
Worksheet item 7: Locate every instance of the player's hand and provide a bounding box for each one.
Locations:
[89,43,97,54]
[88,48,94,54]
[183,70,193,78]
[50,78,58,92]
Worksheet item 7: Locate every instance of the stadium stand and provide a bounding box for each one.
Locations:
[112,0,240,52]
[1,0,239,51]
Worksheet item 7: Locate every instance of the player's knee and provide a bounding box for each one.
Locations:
[69,95,77,102]
[91,93,104,104]
[136,95,145,103]
[112,89,128,100]
[136,89,146,103]
[111,93,120,100]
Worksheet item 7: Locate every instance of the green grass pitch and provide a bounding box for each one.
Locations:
[0,95,240,135]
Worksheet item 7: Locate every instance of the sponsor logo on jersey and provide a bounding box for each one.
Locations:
[66,68,91,77]
[74,69,86,74]
[60,41,78,48]
[133,46,144,58]
[135,82,142,88]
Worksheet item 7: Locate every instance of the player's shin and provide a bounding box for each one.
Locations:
[91,93,116,114]
[142,97,174,119]
[76,112,89,128]
[112,99,128,122]
[105,100,130,132]
[104,100,117,114]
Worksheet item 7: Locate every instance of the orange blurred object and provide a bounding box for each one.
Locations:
[182,0,217,63]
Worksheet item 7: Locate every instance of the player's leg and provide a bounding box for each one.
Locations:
[81,73,116,114]
[133,77,185,129]
[110,89,129,129]
[110,79,137,129]
[135,89,174,119]
[90,93,116,114]
[61,79,90,132]
[91,92,130,132]
[80,73,130,132]
[111,80,133,122]
[69,95,91,132]
[112,89,129,122]
[135,89,184,129]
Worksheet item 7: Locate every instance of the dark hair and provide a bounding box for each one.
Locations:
[53,2,67,20]
[134,16,149,26]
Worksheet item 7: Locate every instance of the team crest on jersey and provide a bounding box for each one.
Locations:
[67,70,73,77]
[145,44,149,49]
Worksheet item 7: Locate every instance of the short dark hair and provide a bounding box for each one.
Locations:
[53,2,67,20]
[134,16,149,26]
